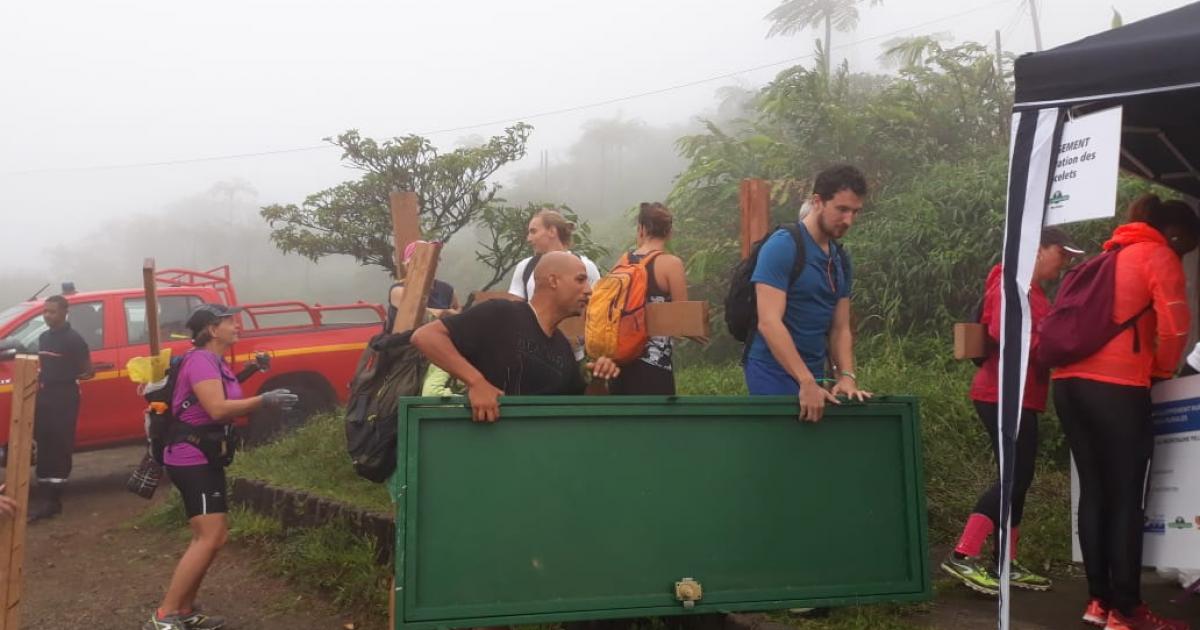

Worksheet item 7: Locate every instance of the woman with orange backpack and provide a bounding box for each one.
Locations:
[1053,195,1198,630]
[605,202,701,395]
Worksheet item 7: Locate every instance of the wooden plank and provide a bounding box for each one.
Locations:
[390,190,421,275]
[142,257,161,356]
[645,301,710,337]
[1,355,39,630]
[388,190,424,630]
[739,179,771,260]
[392,242,441,334]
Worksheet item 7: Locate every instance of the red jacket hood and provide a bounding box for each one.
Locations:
[985,264,1002,287]
[1104,222,1168,251]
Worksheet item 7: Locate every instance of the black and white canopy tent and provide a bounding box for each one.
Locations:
[998,3,1200,627]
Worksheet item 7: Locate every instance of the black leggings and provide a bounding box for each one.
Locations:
[972,401,1039,538]
[1054,378,1153,614]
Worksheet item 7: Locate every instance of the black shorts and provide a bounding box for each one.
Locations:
[608,360,676,395]
[167,464,228,518]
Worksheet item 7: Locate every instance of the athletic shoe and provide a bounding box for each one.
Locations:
[1083,599,1110,627]
[940,553,999,595]
[1009,558,1052,591]
[179,606,226,630]
[142,614,189,630]
[1105,605,1190,630]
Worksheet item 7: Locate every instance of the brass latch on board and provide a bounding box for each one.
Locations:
[675,577,703,609]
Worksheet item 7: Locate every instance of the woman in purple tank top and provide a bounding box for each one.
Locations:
[142,303,298,630]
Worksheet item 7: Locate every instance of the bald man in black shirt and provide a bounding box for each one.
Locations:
[412,252,619,422]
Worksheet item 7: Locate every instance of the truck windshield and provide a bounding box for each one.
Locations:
[0,303,31,330]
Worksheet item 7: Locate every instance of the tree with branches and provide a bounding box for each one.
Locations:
[261,124,532,275]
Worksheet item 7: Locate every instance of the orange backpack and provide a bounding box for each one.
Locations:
[584,251,663,365]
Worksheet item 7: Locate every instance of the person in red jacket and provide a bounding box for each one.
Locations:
[941,227,1081,595]
[1055,195,1198,630]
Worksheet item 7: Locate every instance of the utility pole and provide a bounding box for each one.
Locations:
[994,29,1003,76]
[1028,0,1044,51]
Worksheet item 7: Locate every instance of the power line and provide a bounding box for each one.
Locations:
[0,0,1014,177]
[1000,1,1029,43]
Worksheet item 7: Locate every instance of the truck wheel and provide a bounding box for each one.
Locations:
[245,378,335,446]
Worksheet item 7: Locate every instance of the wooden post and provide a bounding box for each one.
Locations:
[739,179,771,259]
[392,243,441,334]
[388,190,434,629]
[390,191,421,276]
[143,258,161,356]
[1,355,39,630]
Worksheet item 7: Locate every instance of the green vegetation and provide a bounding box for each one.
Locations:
[230,411,391,513]
[768,604,930,630]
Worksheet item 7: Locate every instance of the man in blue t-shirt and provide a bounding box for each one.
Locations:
[745,164,872,421]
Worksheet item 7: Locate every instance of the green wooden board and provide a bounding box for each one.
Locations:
[393,396,929,629]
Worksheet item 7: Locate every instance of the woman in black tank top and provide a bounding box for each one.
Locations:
[609,203,700,395]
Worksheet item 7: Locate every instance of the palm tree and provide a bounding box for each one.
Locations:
[764,0,883,78]
[878,33,950,69]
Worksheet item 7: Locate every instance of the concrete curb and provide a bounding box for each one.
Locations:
[228,477,394,564]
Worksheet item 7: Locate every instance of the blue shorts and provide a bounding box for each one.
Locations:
[744,357,804,395]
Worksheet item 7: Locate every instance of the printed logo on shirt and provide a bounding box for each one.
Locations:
[1144,515,1165,535]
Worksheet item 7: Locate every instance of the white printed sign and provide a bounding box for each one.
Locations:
[1044,106,1123,226]
[1142,375,1200,570]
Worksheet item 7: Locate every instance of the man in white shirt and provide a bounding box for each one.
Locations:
[508,208,601,299]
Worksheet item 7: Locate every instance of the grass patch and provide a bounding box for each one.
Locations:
[230,411,392,514]
[132,491,190,537]
[137,488,388,620]
[767,604,932,629]
[265,518,390,613]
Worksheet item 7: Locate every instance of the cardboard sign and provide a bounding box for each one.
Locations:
[1045,106,1123,226]
[953,323,986,360]
[646,301,710,338]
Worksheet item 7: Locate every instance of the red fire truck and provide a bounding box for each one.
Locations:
[0,266,383,456]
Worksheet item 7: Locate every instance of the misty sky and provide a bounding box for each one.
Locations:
[1,0,1193,273]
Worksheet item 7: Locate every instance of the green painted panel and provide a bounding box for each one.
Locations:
[393,396,929,629]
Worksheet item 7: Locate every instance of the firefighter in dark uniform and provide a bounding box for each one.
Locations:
[28,295,93,522]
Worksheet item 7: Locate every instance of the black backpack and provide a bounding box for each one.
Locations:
[724,224,845,345]
[520,253,543,298]
[345,330,428,483]
[144,351,238,467]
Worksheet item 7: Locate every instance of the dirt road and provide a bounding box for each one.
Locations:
[8,445,364,630]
